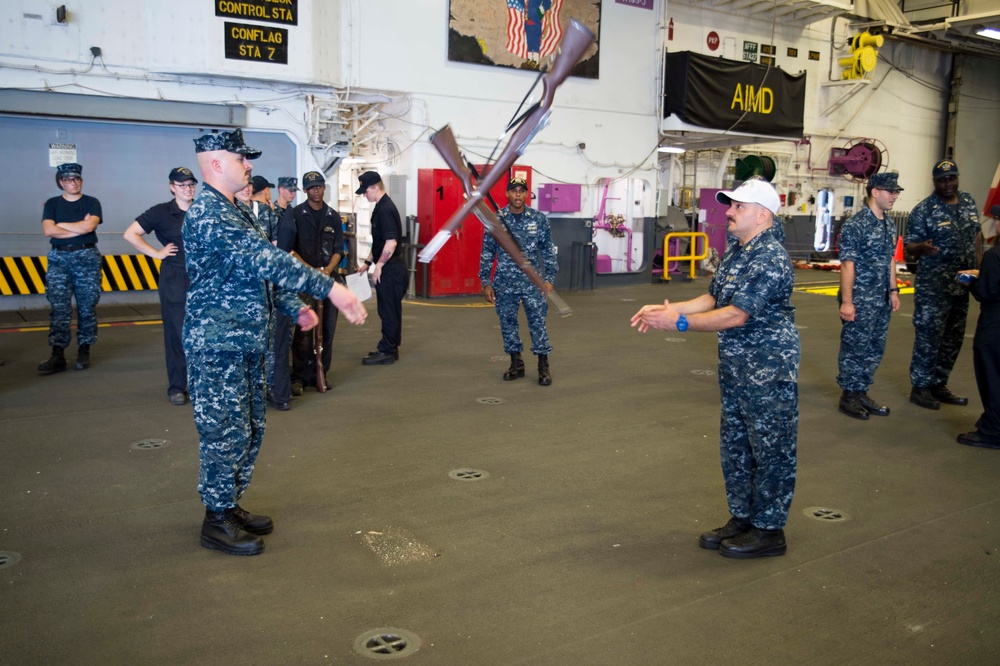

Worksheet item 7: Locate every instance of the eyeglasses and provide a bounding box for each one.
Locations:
[61,176,82,182]
[174,182,197,189]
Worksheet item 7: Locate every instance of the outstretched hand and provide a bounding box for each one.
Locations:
[630,299,680,333]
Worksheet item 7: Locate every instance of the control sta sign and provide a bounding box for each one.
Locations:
[216,0,297,26]
[707,31,720,51]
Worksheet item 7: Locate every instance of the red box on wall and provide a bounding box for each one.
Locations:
[416,166,532,296]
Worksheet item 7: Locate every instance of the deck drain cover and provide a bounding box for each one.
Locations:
[796,325,809,330]
[0,551,22,569]
[0,550,21,569]
[131,438,170,451]
[690,369,715,376]
[490,355,509,363]
[354,628,421,660]
[804,506,851,522]
[621,298,636,302]
[477,397,504,405]
[449,468,489,481]
[664,337,686,343]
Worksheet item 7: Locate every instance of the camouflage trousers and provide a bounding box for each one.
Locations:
[837,295,891,392]
[45,247,102,348]
[494,282,551,355]
[910,290,969,389]
[719,379,798,530]
[187,349,267,512]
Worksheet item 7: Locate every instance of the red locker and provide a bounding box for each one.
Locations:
[417,166,532,296]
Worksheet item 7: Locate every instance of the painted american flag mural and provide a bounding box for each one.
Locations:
[447,0,600,79]
[505,0,564,62]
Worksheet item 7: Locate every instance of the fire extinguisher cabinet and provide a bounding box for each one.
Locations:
[416,166,532,296]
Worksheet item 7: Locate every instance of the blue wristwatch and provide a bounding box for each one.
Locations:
[677,314,688,331]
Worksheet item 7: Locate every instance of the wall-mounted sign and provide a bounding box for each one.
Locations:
[743,41,758,62]
[216,0,297,26]
[787,47,798,57]
[707,31,720,51]
[49,143,77,167]
[224,22,288,64]
[760,55,774,66]
[663,51,806,138]
[809,50,821,61]
[615,0,653,8]
[761,44,775,55]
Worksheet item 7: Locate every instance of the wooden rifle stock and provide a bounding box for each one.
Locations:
[314,296,326,393]
[429,126,571,316]
[418,19,594,267]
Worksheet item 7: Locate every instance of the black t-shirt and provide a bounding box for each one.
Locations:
[370,194,402,262]
[136,199,186,268]
[42,194,103,247]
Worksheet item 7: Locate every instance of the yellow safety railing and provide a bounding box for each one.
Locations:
[661,232,709,282]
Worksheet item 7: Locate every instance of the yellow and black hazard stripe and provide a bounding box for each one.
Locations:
[0,255,163,295]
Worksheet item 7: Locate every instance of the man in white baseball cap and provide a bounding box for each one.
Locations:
[631,176,799,559]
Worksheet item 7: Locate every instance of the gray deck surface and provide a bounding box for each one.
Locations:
[1,278,998,664]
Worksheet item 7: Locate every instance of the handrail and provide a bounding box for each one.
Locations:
[661,232,708,282]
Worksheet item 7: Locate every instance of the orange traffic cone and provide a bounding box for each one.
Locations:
[894,235,904,263]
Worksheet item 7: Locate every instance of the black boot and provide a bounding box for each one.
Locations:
[910,387,940,410]
[38,346,67,375]
[503,352,525,380]
[231,505,274,535]
[839,391,869,420]
[74,344,90,371]
[538,354,552,386]
[858,392,889,416]
[200,508,264,556]
[931,385,968,406]
[698,516,752,550]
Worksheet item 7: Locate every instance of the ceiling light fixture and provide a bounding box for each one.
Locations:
[657,146,685,154]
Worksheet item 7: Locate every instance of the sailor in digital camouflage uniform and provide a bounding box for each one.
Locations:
[631,179,799,559]
[479,177,558,385]
[836,172,903,420]
[274,176,298,218]
[250,175,279,243]
[904,159,979,410]
[39,162,103,375]
[184,129,366,556]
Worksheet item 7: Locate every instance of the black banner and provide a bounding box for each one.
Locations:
[216,0,297,26]
[663,51,805,138]
[224,22,288,64]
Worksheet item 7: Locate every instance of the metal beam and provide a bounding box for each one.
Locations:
[0,90,247,126]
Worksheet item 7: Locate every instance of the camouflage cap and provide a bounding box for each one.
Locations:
[277,176,298,191]
[868,172,903,192]
[56,163,82,178]
[192,128,262,159]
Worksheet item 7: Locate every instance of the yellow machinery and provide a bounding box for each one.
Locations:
[840,31,883,80]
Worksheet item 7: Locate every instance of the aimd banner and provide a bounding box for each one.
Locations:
[663,51,806,138]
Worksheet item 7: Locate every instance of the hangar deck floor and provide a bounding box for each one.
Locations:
[1,278,998,664]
